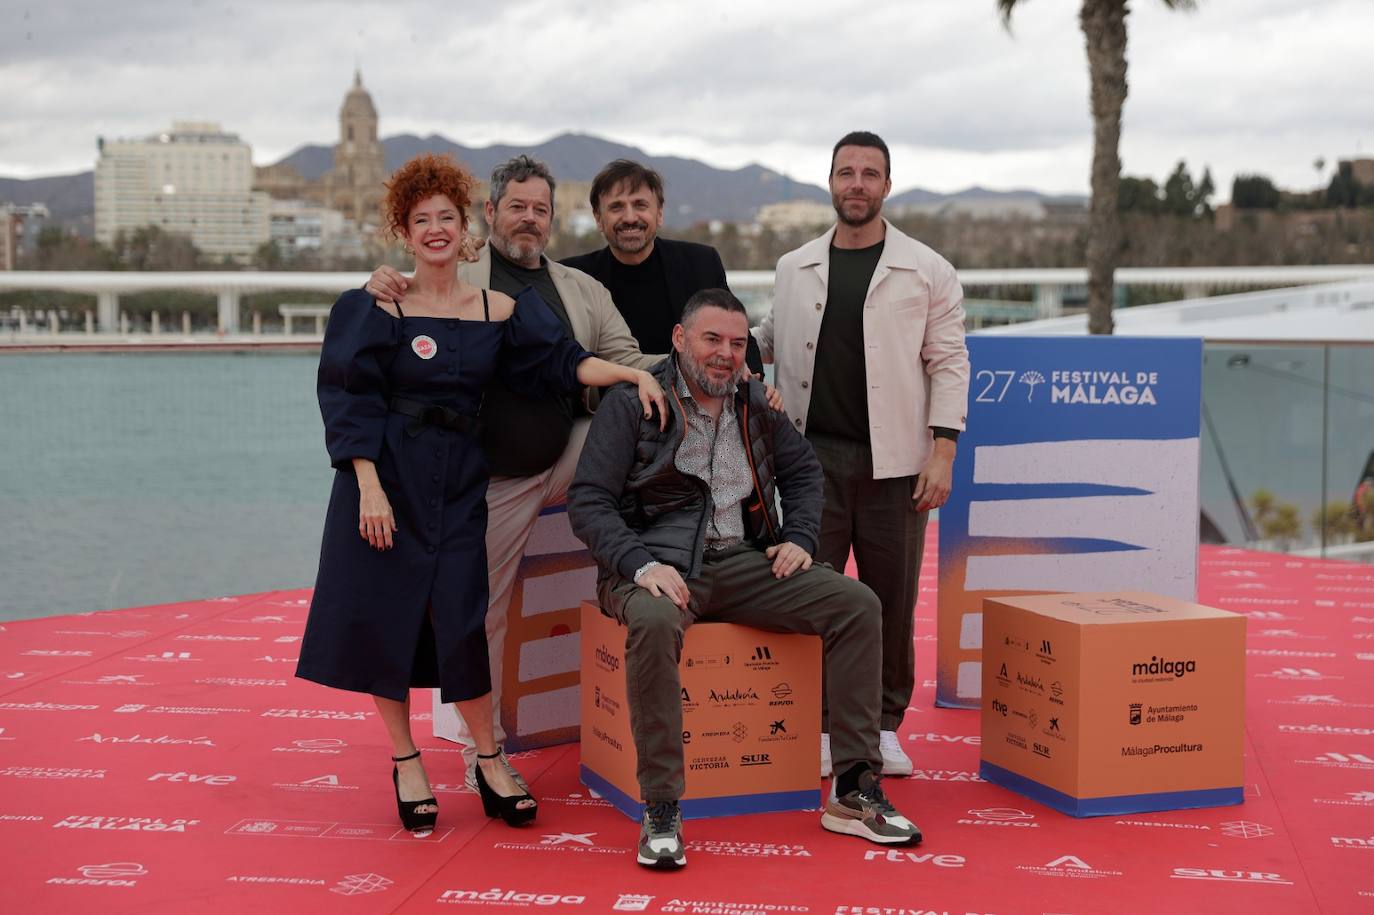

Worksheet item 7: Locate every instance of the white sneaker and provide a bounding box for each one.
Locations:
[820,732,832,778]
[879,730,913,776]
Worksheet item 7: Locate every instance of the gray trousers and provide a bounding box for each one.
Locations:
[597,544,882,803]
[808,433,929,731]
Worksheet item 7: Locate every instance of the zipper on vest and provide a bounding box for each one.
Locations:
[739,397,778,544]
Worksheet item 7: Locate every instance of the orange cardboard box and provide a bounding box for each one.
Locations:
[980,591,1245,817]
[579,602,821,820]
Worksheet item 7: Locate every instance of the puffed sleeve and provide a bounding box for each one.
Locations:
[317,289,398,470]
[500,286,593,398]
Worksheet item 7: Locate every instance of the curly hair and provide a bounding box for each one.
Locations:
[382,153,476,241]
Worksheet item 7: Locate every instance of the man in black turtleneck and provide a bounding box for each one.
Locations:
[562,159,764,376]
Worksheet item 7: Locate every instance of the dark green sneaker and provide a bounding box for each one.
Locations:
[821,770,922,845]
[637,801,686,869]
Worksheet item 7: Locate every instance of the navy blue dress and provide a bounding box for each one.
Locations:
[296,287,591,703]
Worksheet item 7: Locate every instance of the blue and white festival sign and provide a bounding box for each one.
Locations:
[935,335,1203,708]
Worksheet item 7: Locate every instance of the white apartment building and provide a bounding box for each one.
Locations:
[94,121,270,261]
[268,198,368,261]
[269,199,342,253]
[755,199,835,233]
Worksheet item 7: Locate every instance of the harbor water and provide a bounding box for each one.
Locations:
[3,341,1371,622]
[1,353,328,621]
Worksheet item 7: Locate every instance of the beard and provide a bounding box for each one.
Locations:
[680,354,737,399]
[832,192,882,228]
[493,228,546,265]
[611,221,651,254]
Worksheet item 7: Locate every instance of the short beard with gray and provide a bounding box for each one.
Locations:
[493,233,544,267]
[680,354,736,399]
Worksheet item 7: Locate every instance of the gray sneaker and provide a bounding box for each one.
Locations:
[637,801,686,869]
[462,746,530,793]
[820,770,922,845]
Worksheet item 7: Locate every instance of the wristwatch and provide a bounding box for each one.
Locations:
[632,560,662,584]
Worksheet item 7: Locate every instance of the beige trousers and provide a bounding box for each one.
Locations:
[444,418,592,748]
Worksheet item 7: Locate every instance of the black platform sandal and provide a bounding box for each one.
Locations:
[475,749,537,826]
[391,749,438,835]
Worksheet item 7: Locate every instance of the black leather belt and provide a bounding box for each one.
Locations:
[390,397,480,436]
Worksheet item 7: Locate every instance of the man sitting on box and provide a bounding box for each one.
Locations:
[568,287,921,869]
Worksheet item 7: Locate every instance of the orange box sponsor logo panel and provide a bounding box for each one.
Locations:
[579,602,821,819]
[980,591,1244,816]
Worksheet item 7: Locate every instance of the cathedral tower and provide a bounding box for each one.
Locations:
[326,70,387,227]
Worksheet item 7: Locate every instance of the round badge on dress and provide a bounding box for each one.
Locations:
[411,335,437,360]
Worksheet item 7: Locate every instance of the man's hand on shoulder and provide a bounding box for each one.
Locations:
[458,233,485,264]
[762,380,784,413]
[738,368,784,412]
[366,265,409,304]
[765,541,812,579]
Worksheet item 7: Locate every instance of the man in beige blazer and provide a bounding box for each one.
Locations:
[368,155,663,787]
[755,131,970,778]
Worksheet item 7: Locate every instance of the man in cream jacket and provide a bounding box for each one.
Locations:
[754,131,970,777]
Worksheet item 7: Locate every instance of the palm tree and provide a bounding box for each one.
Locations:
[998,0,1198,335]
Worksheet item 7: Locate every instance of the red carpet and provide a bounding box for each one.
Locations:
[2,542,1372,914]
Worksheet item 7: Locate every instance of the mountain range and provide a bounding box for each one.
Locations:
[0,171,96,231]
[1,130,1083,232]
[278,131,832,225]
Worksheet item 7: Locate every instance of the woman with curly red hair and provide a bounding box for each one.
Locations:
[296,154,665,834]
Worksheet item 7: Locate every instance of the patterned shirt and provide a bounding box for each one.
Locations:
[674,368,753,549]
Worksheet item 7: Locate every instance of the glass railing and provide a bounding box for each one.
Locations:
[1201,342,1374,559]
[3,318,1369,622]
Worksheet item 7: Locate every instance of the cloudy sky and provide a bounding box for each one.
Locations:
[2,0,1371,199]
